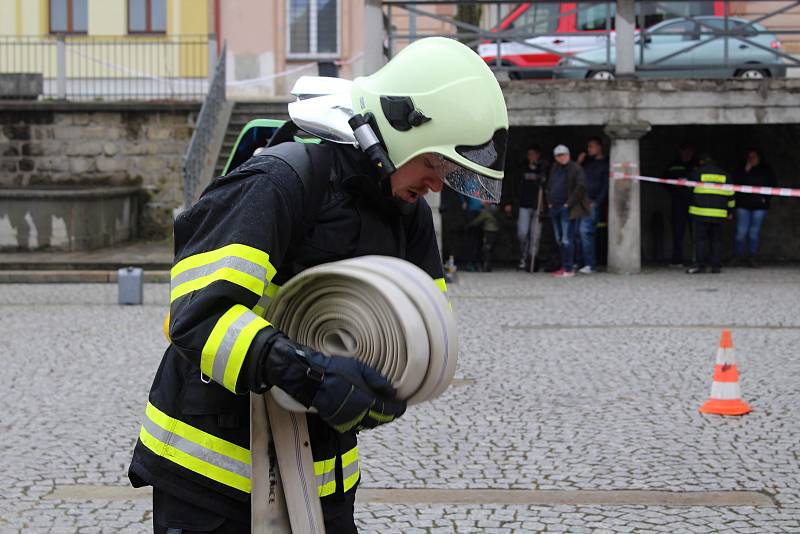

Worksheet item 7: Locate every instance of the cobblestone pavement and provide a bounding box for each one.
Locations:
[2,268,799,533]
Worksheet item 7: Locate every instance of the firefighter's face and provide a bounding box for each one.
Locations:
[391,153,445,204]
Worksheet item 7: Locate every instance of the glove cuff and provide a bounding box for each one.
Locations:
[257,333,327,407]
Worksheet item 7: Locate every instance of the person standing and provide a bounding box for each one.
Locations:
[127,37,509,533]
[576,137,608,274]
[732,148,776,268]
[459,193,483,271]
[548,144,590,278]
[686,154,735,274]
[664,143,698,266]
[466,201,501,272]
[508,145,549,271]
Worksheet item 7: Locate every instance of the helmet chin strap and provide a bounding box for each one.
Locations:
[348,113,396,183]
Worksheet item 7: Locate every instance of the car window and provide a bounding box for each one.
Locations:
[577,3,615,31]
[650,20,696,38]
[700,18,758,37]
[512,2,560,34]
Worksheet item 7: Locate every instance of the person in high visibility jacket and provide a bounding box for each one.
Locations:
[686,154,735,274]
[128,37,509,533]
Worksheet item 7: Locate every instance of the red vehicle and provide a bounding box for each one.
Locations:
[478,1,725,77]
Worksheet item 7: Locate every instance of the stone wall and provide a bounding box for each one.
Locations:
[0,102,199,240]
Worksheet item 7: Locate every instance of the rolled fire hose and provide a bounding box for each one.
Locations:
[251,255,459,534]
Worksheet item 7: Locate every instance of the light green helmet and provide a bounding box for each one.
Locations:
[351,37,509,202]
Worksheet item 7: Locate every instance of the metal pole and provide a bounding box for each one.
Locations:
[362,0,385,75]
[409,9,416,43]
[56,34,66,99]
[208,34,217,84]
[495,3,501,68]
[723,0,729,71]
[615,0,635,77]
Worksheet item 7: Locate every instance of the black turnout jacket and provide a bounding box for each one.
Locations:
[128,141,446,522]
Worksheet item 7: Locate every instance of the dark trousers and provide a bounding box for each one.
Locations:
[480,230,498,271]
[153,488,358,534]
[670,192,691,264]
[693,220,722,270]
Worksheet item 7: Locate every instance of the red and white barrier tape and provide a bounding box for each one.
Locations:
[611,164,800,198]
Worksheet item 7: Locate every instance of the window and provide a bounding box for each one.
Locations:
[288,0,339,57]
[575,1,717,32]
[50,0,87,34]
[577,3,615,31]
[510,3,560,34]
[129,0,167,34]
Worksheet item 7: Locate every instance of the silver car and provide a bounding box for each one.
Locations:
[556,16,787,79]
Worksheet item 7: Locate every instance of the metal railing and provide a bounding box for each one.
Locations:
[0,34,213,100]
[383,1,800,79]
[182,44,226,209]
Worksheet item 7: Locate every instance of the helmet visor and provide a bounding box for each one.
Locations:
[429,154,503,203]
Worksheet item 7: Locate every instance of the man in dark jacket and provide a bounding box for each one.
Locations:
[128,37,509,533]
[576,137,608,274]
[504,145,549,271]
[686,154,735,274]
[664,143,697,266]
[547,144,590,277]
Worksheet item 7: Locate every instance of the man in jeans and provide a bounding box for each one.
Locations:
[576,137,608,274]
[548,144,590,278]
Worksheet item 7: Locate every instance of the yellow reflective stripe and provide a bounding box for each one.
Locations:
[343,466,360,493]
[727,200,736,208]
[146,402,250,464]
[265,281,281,298]
[171,267,264,303]
[314,458,336,477]
[693,186,734,197]
[367,409,395,423]
[139,426,251,493]
[434,278,447,293]
[342,446,360,493]
[170,244,277,303]
[700,173,726,183]
[140,402,251,493]
[315,456,337,497]
[341,446,358,468]
[172,243,274,278]
[201,305,271,392]
[318,478,336,497]
[252,304,266,317]
[689,206,728,218]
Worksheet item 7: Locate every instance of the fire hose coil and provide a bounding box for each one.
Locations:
[267,255,459,411]
[251,256,459,533]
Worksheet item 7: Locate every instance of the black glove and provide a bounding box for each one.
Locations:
[259,332,406,433]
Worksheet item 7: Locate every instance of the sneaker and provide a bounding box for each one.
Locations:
[578,265,595,274]
[711,267,721,274]
[516,261,527,271]
[746,257,758,269]
[686,265,706,274]
[554,270,575,278]
[551,268,566,277]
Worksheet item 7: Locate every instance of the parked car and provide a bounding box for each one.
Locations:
[555,16,786,79]
[478,1,723,78]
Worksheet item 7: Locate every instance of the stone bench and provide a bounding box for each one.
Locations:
[0,186,140,251]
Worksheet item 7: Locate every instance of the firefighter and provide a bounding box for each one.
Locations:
[128,37,509,533]
[686,154,735,274]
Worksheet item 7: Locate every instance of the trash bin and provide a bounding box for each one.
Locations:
[118,266,143,305]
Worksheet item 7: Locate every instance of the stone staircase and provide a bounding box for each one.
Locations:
[213,100,291,177]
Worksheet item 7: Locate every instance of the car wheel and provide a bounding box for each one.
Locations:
[735,68,768,79]
[588,70,615,80]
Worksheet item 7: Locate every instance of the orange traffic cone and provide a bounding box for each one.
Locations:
[699,330,752,416]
